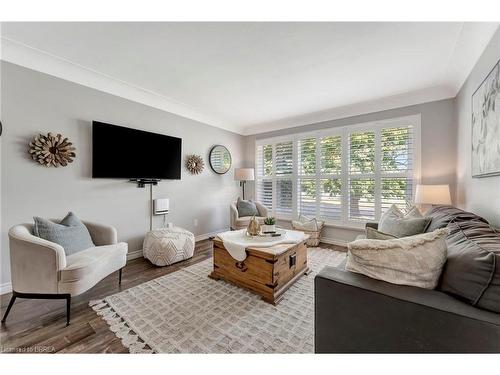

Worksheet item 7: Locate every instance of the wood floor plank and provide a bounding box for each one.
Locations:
[0,240,345,354]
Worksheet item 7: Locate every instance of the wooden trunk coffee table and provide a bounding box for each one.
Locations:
[209,236,309,305]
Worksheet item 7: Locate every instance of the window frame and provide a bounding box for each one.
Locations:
[255,114,421,228]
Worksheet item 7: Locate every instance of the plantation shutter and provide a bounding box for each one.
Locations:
[320,136,342,174]
[276,179,293,215]
[256,144,273,178]
[257,180,273,210]
[297,138,317,216]
[348,131,375,221]
[349,178,375,221]
[298,138,316,176]
[275,141,293,176]
[298,179,316,216]
[275,141,293,215]
[319,135,342,221]
[256,144,273,210]
[319,178,342,221]
[349,131,375,174]
[380,126,414,212]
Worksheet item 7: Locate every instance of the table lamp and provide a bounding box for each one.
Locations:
[415,184,451,213]
[234,168,254,200]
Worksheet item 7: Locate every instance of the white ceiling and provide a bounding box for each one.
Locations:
[1,22,498,135]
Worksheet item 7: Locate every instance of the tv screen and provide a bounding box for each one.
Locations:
[92,121,182,180]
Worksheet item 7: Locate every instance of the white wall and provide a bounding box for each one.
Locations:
[0,62,246,288]
[455,28,500,228]
[244,99,457,243]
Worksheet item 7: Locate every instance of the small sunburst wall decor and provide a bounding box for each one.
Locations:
[186,154,204,174]
[28,132,76,167]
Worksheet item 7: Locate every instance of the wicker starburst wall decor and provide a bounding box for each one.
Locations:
[186,154,204,174]
[28,132,76,167]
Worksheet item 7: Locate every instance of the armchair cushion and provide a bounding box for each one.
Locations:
[236,197,259,217]
[34,212,95,255]
[60,242,128,283]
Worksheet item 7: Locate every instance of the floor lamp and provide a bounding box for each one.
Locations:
[234,168,254,200]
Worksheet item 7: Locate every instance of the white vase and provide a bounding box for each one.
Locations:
[262,224,276,233]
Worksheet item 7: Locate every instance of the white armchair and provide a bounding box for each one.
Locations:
[2,220,127,326]
[230,201,269,230]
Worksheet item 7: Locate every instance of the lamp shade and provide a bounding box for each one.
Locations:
[234,168,255,181]
[415,184,451,205]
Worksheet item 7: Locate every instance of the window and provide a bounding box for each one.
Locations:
[348,131,375,221]
[255,115,421,227]
[319,136,342,221]
[275,141,293,215]
[256,144,273,210]
[297,137,316,217]
[380,126,414,213]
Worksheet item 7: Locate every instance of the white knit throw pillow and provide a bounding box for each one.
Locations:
[346,228,448,289]
[292,214,324,231]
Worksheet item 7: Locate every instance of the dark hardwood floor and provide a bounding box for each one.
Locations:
[0,240,345,354]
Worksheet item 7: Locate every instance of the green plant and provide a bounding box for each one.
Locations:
[264,217,276,225]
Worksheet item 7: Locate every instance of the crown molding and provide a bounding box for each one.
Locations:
[0,37,239,134]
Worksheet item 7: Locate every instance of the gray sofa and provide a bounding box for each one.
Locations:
[315,205,500,353]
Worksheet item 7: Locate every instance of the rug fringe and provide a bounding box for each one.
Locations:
[89,299,154,354]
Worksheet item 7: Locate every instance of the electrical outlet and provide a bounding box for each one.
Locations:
[194,219,198,227]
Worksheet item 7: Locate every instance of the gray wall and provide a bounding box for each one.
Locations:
[455,28,500,228]
[1,62,246,287]
[244,98,457,242]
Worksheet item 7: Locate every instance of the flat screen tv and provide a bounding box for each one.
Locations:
[92,121,182,180]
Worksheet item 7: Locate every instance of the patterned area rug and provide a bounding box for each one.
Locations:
[90,247,345,353]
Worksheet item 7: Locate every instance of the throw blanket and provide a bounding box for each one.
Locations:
[217,229,308,261]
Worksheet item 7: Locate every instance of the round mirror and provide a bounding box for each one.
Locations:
[209,145,232,174]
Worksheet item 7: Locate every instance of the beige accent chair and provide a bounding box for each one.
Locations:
[230,201,269,230]
[2,220,127,326]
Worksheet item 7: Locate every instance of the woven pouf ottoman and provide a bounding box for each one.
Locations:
[143,226,195,266]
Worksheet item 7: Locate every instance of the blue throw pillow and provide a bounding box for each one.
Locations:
[34,212,95,255]
[237,198,259,217]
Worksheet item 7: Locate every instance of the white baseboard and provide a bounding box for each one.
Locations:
[320,237,349,247]
[0,282,12,295]
[195,228,228,242]
[126,228,228,261]
[127,249,144,260]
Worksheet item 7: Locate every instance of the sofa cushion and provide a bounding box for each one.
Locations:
[425,205,488,232]
[379,205,431,238]
[34,212,95,255]
[439,220,500,313]
[236,197,259,217]
[60,242,128,283]
[346,228,448,289]
[365,227,398,240]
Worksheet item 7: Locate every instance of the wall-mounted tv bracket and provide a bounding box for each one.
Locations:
[129,179,161,230]
[129,178,160,188]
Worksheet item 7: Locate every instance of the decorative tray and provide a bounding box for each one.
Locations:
[245,228,285,239]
